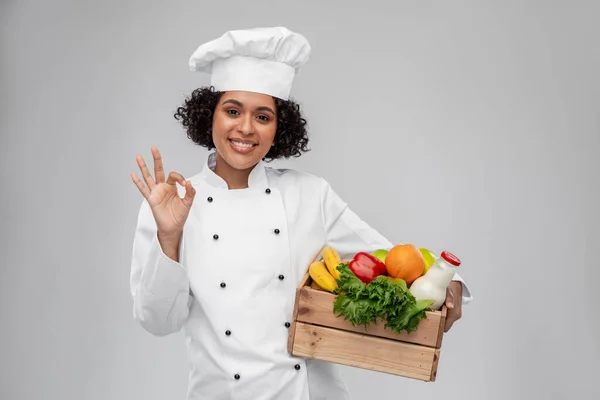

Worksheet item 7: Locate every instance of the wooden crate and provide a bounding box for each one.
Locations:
[287,271,447,382]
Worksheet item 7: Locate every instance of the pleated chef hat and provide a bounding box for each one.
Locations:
[188,27,311,100]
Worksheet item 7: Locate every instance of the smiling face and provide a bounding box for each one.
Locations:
[211,91,278,171]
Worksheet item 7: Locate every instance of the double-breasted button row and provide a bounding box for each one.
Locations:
[206,189,279,241]
[213,230,279,237]
[209,190,270,199]
[212,229,280,241]
[209,188,271,200]
[207,186,293,383]
[234,364,299,380]
[220,275,284,288]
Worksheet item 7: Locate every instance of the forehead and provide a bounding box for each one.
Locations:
[219,90,275,108]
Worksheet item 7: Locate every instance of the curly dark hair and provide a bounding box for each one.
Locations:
[174,86,310,162]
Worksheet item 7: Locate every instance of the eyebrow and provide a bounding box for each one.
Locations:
[222,99,275,115]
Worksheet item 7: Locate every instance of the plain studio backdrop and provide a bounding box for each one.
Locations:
[1,1,598,399]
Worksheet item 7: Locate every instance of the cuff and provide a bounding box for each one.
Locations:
[451,272,473,306]
[139,232,189,303]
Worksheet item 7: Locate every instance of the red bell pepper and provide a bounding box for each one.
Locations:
[349,252,387,284]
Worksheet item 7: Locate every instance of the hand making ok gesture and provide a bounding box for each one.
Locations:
[130,147,196,239]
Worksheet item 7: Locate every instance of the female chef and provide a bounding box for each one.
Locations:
[129,27,472,400]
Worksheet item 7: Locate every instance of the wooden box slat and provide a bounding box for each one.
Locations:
[291,322,440,382]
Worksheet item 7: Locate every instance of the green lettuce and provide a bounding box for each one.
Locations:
[333,263,434,334]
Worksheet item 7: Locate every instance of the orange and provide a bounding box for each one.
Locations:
[385,244,426,285]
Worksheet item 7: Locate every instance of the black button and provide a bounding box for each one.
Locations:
[220,282,226,288]
[295,364,301,370]
[285,322,291,328]
[274,229,280,234]
[265,188,271,194]
[279,275,285,280]
[213,234,219,240]
[225,330,231,336]
[207,197,213,202]
[234,374,240,380]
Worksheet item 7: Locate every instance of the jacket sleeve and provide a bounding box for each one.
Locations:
[129,199,192,336]
[319,178,473,305]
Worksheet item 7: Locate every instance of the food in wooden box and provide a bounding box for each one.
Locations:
[309,244,458,333]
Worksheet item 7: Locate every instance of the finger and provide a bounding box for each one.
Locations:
[181,180,197,208]
[444,317,454,332]
[136,155,156,191]
[166,171,186,187]
[444,309,457,332]
[130,172,151,200]
[445,311,462,332]
[152,147,166,184]
[445,287,455,309]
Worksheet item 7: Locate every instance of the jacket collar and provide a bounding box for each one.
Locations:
[201,151,269,190]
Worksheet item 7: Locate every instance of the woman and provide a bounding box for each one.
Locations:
[129,27,472,400]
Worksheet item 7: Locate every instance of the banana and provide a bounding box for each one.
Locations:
[322,247,342,280]
[310,281,322,290]
[309,261,338,293]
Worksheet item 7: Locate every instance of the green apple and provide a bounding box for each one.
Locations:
[419,248,437,273]
[371,249,388,264]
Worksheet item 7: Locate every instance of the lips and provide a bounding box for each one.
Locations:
[229,139,256,148]
[228,139,257,153]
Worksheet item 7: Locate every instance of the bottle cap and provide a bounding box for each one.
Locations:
[441,251,461,266]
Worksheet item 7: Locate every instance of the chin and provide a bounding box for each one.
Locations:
[219,147,267,170]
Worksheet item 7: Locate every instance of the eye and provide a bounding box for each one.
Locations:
[227,109,240,116]
[257,115,270,122]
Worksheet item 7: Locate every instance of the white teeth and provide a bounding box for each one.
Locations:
[231,140,254,148]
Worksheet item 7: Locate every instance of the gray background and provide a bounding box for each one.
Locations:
[1,0,598,399]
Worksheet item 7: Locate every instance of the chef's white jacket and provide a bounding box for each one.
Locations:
[130,152,472,400]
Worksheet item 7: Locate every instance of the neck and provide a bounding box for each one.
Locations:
[213,152,255,189]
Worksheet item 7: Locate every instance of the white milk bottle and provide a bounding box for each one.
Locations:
[409,251,461,310]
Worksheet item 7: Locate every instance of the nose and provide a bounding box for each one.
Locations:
[237,114,254,136]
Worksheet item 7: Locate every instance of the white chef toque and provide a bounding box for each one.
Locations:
[188,27,311,100]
